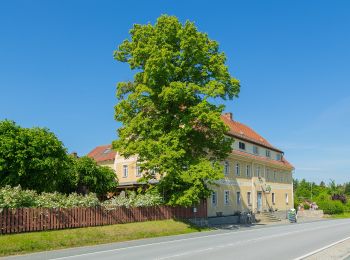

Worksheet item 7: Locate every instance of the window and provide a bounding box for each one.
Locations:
[266,150,271,158]
[224,190,230,205]
[239,142,246,150]
[235,163,240,176]
[103,148,111,154]
[224,161,230,176]
[253,146,259,154]
[122,165,128,178]
[273,171,277,182]
[246,165,251,178]
[285,193,289,204]
[136,165,141,177]
[276,153,281,161]
[266,168,270,181]
[212,191,217,206]
[247,192,251,205]
[256,166,260,177]
[236,192,241,205]
[272,193,275,204]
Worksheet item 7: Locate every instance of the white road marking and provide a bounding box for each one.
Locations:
[294,236,350,260]
[49,220,349,260]
[157,222,350,259]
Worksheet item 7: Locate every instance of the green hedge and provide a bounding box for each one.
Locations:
[317,200,344,215]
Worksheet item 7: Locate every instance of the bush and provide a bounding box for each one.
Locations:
[0,186,164,209]
[332,194,347,204]
[102,191,163,209]
[0,186,100,209]
[318,200,344,215]
[303,203,310,210]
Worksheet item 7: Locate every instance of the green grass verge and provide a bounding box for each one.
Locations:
[0,219,209,257]
[328,212,350,219]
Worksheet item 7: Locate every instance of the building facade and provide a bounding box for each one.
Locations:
[88,113,294,217]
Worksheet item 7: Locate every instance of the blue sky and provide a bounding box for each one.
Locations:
[1,0,349,183]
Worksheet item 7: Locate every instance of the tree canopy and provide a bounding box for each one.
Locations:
[74,156,118,197]
[0,120,118,196]
[0,120,72,192]
[113,15,240,206]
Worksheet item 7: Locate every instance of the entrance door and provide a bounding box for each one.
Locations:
[257,192,262,212]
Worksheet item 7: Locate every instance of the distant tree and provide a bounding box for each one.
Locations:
[74,156,118,197]
[294,179,312,200]
[0,120,73,192]
[320,181,326,187]
[329,179,340,196]
[113,15,240,206]
[345,182,350,195]
[293,179,299,191]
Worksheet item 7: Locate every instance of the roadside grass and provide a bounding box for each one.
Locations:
[328,212,350,219]
[0,219,210,257]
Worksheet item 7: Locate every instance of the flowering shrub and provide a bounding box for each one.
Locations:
[0,186,163,209]
[103,191,163,209]
[0,186,100,209]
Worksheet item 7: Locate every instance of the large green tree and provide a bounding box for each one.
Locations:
[113,15,240,206]
[0,120,73,192]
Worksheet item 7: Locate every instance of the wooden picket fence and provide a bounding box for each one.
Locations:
[0,200,207,234]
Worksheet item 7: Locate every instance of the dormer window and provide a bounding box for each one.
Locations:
[266,150,271,158]
[239,142,246,150]
[253,146,259,155]
[103,148,111,154]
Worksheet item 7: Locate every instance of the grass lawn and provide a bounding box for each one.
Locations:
[0,219,209,257]
[329,212,350,219]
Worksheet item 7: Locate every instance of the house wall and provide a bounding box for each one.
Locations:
[207,153,293,217]
[114,154,140,183]
[97,160,115,170]
[111,140,294,217]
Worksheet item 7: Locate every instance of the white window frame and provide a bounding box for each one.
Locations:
[246,165,251,178]
[224,190,230,205]
[256,166,260,177]
[224,161,229,176]
[212,191,217,206]
[122,165,128,178]
[266,149,271,158]
[239,142,246,150]
[236,191,241,205]
[136,165,141,177]
[247,191,251,205]
[235,163,240,176]
[253,146,259,154]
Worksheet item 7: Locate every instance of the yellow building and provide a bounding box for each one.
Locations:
[88,113,294,217]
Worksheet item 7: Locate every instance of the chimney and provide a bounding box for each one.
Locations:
[223,112,233,121]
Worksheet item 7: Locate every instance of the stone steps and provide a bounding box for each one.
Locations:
[255,211,281,223]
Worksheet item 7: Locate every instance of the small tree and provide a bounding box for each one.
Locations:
[74,156,118,197]
[0,120,72,192]
[113,15,240,206]
[344,182,350,195]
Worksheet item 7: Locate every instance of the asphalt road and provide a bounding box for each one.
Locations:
[4,219,350,260]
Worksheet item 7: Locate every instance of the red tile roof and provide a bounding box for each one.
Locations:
[231,149,294,170]
[221,115,282,153]
[87,144,116,163]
